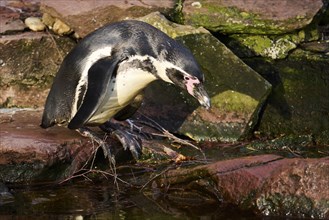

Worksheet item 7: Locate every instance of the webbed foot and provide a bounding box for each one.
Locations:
[99,121,143,162]
[77,127,116,165]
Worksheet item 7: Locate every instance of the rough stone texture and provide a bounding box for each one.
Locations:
[256,159,329,218]
[1,109,328,218]
[0,0,42,34]
[243,49,329,139]
[180,0,324,34]
[24,17,46,32]
[39,0,175,38]
[0,32,75,107]
[0,5,25,34]
[229,29,319,59]
[0,108,88,182]
[136,12,271,141]
[153,155,329,219]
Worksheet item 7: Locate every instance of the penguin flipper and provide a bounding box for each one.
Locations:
[68,57,119,129]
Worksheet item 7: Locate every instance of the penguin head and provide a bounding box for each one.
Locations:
[156,43,211,109]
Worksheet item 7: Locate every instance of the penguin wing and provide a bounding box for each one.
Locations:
[68,57,119,129]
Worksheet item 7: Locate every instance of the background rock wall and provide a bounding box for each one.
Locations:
[1,0,328,142]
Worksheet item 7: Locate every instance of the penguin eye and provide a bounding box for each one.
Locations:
[166,68,184,81]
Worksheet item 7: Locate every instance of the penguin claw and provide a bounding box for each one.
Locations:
[99,143,116,165]
[126,119,143,132]
[77,127,115,166]
[111,129,142,160]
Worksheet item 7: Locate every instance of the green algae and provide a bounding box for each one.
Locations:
[257,193,329,219]
[0,35,75,89]
[229,27,320,59]
[182,1,319,34]
[211,91,258,114]
[243,49,329,140]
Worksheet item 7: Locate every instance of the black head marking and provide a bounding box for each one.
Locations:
[124,57,158,78]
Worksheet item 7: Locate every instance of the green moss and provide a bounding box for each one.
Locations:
[172,0,184,24]
[256,194,328,218]
[212,90,258,113]
[230,34,298,59]
[183,2,321,34]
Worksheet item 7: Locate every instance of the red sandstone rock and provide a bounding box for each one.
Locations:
[39,0,174,38]
[0,108,86,166]
[154,155,329,218]
[0,109,328,218]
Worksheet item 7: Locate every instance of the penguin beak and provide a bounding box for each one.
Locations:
[193,84,211,109]
[183,75,211,109]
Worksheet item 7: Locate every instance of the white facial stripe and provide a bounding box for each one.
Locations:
[71,46,112,119]
[121,55,187,84]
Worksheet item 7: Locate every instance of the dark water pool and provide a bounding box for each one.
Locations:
[0,180,262,220]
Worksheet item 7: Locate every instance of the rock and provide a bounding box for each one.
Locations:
[24,17,46,32]
[231,35,297,59]
[243,49,329,140]
[225,25,320,59]
[256,158,329,218]
[0,108,87,182]
[136,12,271,141]
[0,32,76,108]
[52,18,72,36]
[0,7,26,34]
[41,12,56,29]
[152,154,329,219]
[301,40,329,53]
[40,0,174,38]
[179,0,324,34]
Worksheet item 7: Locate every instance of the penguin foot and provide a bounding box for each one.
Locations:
[126,119,143,132]
[111,129,142,161]
[77,127,116,166]
[99,122,143,161]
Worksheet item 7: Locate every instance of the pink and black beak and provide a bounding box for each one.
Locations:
[165,68,211,109]
[183,75,211,109]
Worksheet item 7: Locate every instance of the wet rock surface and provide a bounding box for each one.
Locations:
[1,109,329,218]
[244,49,329,137]
[1,1,329,219]
[152,155,329,219]
[0,108,89,182]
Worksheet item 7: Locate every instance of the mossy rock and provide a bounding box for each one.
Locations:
[0,33,75,107]
[179,0,325,35]
[137,12,271,141]
[243,49,329,141]
[226,26,320,59]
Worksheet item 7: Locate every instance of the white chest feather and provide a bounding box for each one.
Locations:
[116,67,156,105]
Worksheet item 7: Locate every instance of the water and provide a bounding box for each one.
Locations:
[0,180,259,220]
[1,139,326,219]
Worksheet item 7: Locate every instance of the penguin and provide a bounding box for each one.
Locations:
[41,20,211,162]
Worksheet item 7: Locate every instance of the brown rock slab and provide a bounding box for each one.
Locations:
[152,155,329,218]
[0,6,26,34]
[0,108,91,182]
[40,0,175,38]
